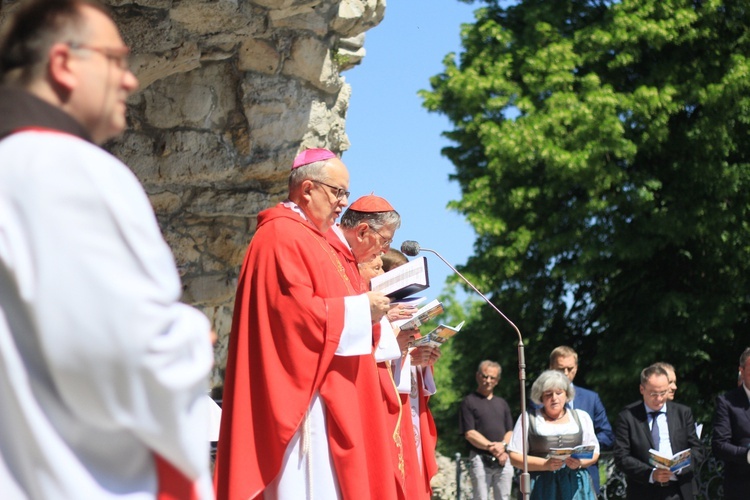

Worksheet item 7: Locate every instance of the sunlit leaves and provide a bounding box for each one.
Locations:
[422,0,750,448]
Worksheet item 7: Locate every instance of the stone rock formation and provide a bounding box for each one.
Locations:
[0,0,386,388]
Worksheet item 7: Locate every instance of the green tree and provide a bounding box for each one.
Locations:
[423,0,750,452]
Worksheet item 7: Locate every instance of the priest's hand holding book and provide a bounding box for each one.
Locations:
[411,346,441,367]
[387,303,419,322]
[396,327,419,352]
[367,291,392,324]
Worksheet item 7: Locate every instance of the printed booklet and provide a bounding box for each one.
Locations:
[649,448,691,473]
[396,299,444,331]
[546,445,595,460]
[411,321,465,348]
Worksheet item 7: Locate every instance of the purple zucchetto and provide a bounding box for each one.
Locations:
[292,148,337,169]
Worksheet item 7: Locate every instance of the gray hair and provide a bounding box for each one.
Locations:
[740,348,750,368]
[477,360,501,375]
[339,207,401,232]
[288,160,329,193]
[530,369,575,405]
[653,361,675,377]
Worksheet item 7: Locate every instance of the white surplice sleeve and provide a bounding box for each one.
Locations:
[338,294,375,355]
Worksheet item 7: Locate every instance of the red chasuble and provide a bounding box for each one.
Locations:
[214,205,393,499]
[325,229,407,500]
[399,368,439,499]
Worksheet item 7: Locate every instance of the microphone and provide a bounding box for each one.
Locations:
[400,240,532,499]
[400,241,521,334]
[400,240,420,257]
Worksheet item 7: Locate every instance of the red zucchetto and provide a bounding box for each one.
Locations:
[348,194,395,212]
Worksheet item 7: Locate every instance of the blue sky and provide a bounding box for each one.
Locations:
[343,0,478,298]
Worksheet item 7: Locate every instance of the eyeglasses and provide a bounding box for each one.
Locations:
[312,180,350,200]
[67,43,131,70]
[479,373,498,381]
[368,225,393,247]
[648,390,669,398]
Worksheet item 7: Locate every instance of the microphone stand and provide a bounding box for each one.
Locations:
[415,246,531,499]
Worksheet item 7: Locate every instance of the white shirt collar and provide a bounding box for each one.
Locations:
[281,199,307,221]
[644,401,667,415]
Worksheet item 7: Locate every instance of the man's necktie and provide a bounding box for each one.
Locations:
[649,411,661,449]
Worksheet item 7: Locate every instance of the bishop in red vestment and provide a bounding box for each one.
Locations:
[213,150,395,499]
[327,195,414,499]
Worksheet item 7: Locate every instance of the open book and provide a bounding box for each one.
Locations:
[370,256,429,300]
[649,448,691,473]
[411,321,464,348]
[395,299,444,331]
[546,445,595,460]
[390,296,426,308]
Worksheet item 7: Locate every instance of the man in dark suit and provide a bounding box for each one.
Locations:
[549,345,615,493]
[614,364,702,500]
[712,347,750,500]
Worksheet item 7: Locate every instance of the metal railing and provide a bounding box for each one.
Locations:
[453,435,726,499]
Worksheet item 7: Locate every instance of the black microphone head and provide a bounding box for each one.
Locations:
[401,240,420,256]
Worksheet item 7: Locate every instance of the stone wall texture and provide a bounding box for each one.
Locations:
[0,0,386,389]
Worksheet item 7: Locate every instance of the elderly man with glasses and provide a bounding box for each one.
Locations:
[214,149,404,500]
[459,360,515,500]
[614,364,702,500]
[330,195,443,499]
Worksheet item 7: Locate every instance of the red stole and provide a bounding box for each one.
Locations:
[155,454,197,500]
[398,367,439,499]
[326,228,407,499]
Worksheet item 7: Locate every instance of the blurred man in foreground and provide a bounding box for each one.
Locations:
[0,0,215,497]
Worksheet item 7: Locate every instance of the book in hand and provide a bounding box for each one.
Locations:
[546,445,595,460]
[411,321,464,348]
[395,299,444,331]
[390,296,426,308]
[649,448,691,473]
[370,256,429,300]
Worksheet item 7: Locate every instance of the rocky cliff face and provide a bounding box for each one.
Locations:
[0,0,386,387]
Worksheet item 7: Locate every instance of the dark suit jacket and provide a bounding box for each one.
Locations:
[614,400,702,500]
[574,384,615,449]
[573,384,614,493]
[712,386,750,500]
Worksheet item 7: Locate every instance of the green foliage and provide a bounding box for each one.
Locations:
[422,0,750,450]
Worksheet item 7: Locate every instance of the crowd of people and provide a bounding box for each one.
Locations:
[461,348,750,500]
[211,147,444,499]
[1,1,750,500]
